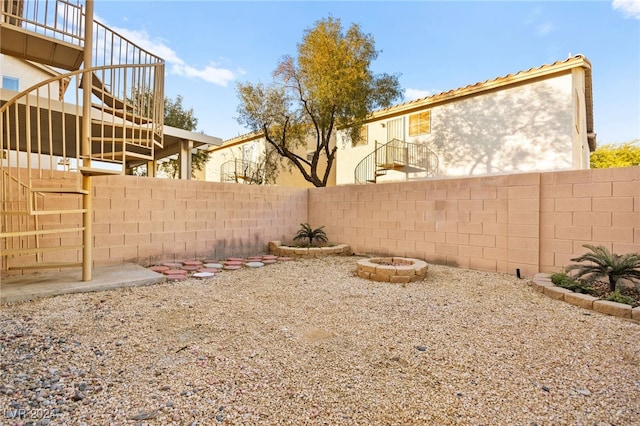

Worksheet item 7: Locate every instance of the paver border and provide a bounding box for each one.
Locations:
[531,273,639,323]
[269,241,352,258]
[356,257,428,283]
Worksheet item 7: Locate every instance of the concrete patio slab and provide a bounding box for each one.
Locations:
[1,264,166,304]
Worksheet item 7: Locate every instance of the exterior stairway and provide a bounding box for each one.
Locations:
[1,0,164,276]
[0,0,85,70]
[220,159,262,184]
[354,139,439,184]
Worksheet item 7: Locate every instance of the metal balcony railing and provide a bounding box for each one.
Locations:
[354,138,439,184]
[1,0,84,45]
[220,159,263,184]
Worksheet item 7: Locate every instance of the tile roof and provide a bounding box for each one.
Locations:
[222,55,595,150]
[372,54,592,117]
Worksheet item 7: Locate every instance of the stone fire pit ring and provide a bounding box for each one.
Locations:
[356,257,428,284]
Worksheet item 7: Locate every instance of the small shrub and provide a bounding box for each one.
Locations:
[603,290,635,306]
[550,272,575,287]
[565,244,640,292]
[550,272,593,294]
[293,223,328,247]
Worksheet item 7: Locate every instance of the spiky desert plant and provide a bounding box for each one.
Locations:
[565,244,640,292]
[293,223,328,247]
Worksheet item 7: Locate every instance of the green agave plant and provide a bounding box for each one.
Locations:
[293,223,328,247]
[565,244,640,292]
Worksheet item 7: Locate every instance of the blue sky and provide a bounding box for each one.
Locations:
[95,0,640,145]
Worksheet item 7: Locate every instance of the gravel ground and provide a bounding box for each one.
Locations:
[1,256,639,425]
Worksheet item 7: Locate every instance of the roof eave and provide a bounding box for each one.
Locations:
[369,55,593,123]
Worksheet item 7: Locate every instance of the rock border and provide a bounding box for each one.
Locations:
[356,257,428,284]
[532,273,640,323]
[268,241,352,258]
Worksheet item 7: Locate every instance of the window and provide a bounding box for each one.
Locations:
[2,76,19,92]
[352,125,368,147]
[409,110,431,136]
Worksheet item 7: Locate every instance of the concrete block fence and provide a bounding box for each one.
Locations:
[0,175,307,273]
[90,176,308,267]
[308,166,639,278]
[1,166,639,278]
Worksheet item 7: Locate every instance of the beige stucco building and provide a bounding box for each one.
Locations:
[338,54,595,185]
[207,55,595,187]
[204,131,336,188]
[1,54,68,99]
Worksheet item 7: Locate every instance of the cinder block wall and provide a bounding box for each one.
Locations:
[92,175,308,266]
[539,167,640,270]
[2,167,638,277]
[308,167,640,278]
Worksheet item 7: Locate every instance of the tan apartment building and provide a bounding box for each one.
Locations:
[204,130,336,188]
[206,55,595,187]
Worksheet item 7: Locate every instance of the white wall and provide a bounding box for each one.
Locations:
[206,140,267,183]
[0,54,63,99]
[336,73,577,185]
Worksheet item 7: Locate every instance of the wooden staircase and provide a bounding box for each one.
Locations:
[354,139,439,184]
[1,0,165,277]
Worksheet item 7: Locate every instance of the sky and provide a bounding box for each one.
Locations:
[93,0,640,145]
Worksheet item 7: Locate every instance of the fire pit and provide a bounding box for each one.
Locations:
[356,257,428,283]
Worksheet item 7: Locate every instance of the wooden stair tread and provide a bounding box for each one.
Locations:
[89,137,155,151]
[90,120,156,143]
[90,119,155,131]
[378,162,406,169]
[87,73,125,109]
[89,149,153,160]
[92,103,153,125]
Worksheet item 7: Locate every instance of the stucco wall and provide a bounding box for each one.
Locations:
[206,143,253,183]
[336,73,577,185]
[309,167,640,278]
[206,136,336,188]
[0,54,63,97]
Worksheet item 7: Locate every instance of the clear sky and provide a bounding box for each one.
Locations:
[94,0,640,145]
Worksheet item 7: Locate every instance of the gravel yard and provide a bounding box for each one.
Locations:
[1,256,639,425]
